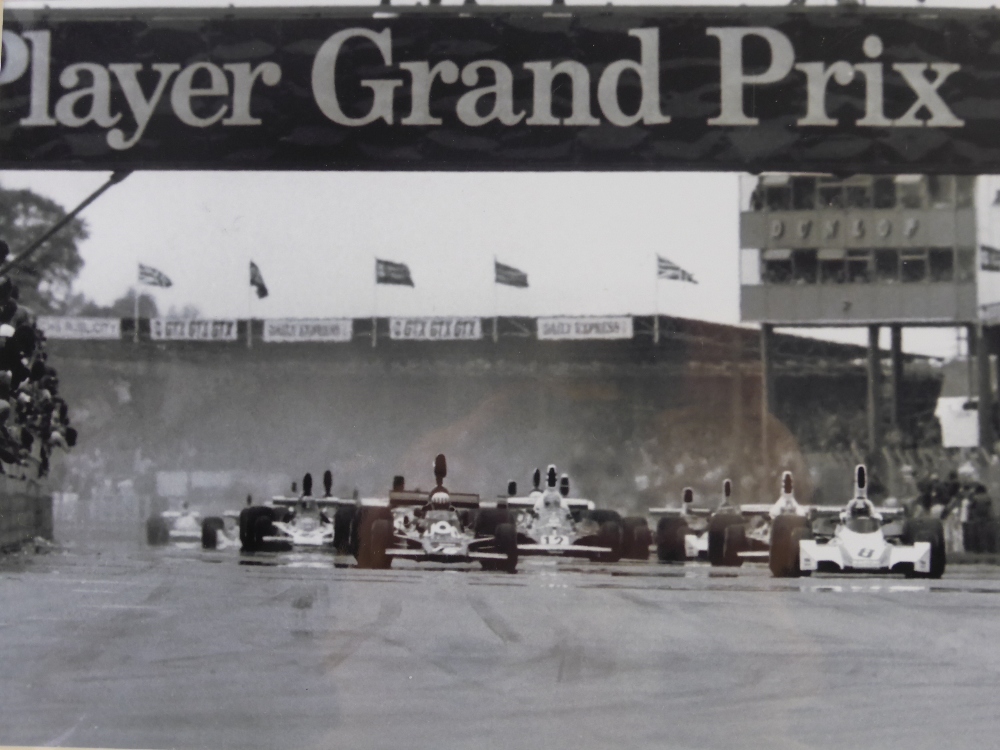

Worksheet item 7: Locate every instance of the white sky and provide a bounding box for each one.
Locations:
[2,0,993,357]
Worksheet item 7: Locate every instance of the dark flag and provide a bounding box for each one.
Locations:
[657,255,697,283]
[495,260,528,288]
[138,263,172,288]
[249,261,269,298]
[376,259,414,286]
[982,245,1000,272]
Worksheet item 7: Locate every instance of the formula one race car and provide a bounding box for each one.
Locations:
[780,464,945,579]
[699,471,810,568]
[354,454,518,572]
[146,502,203,546]
[238,471,354,552]
[650,483,732,562]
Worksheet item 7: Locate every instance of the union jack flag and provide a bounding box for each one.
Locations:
[657,255,697,284]
[138,263,172,288]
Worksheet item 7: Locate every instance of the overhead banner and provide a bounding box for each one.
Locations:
[1,7,998,173]
[538,316,634,341]
[150,319,238,341]
[263,318,353,343]
[37,316,121,340]
[389,317,482,341]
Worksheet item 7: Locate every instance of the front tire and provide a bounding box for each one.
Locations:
[201,516,224,549]
[708,512,743,566]
[622,517,651,560]
[656,517,688,562]
[369,519,392,570]
[494,522,518,573]
[769,515,810,578]
[596,521,623,563]
[723,524,746,567]
[906,518,946,579]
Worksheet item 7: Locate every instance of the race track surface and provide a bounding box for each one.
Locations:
[3,539,1000,750]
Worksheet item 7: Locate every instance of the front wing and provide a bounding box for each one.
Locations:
[799,540,931,574]
[517,542,610,556]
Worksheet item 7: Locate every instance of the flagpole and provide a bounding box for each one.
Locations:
[133,282,139,344]
[492,255,498,344]
[372,259,378,348]
[654,256,660,345]
[246,262,253,350]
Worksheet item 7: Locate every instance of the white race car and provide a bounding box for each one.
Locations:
[650,483,730,562]
[357,454,518,572]
[788,464,945,579]
[239,471,355,552]
[146,502,203,546]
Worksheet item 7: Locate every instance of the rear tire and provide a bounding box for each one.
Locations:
[146,515,169,546]
[656,517,688,562]
[239,506,277,552]
[333,506,356,553]
[475,508,515,537]
[201,516,224,549]
[769,515,810,578]
[596,521,623,563]
[369,519,392,570]
[907,518,946,579]
[622,517,651,560]
[494,522,518,573]
[708,512,743,566]
[723,524,746,567]
[356,507,393,568]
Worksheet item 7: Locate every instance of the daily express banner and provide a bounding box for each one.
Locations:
[0,7,997,172]
[38,316,121,340]
[150,318,238,341]
[389,317,481,341]
[537,316,633,341]
[263,318,353,343]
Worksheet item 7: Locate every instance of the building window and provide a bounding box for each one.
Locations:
[874,249,899,282]
[873,177,896,209]
[818,185,844,209]
[792,249,818,283]
[846,185,872,209]
[762,249,793,283]
[928,248,954,282]
[928,175,954,208]
[847,249,872,283]
[791,177,816,210]
[901,249,927,282]
[956,248,975,282]
[956,176,975,209]
[897,177,924,209]
[765,185,792,211]
[818,249,846,284]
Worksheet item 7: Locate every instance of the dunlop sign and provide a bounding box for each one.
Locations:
[389,317,482,341]
[150,319,238,341]
[37,316,121,340]
[263,318,353,343]
[1,7,997,172]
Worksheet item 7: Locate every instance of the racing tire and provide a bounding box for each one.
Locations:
[239,507,275,552]
[201,516,224,550]
[333,506,356,554]
[708,512,743,566]
[145,515,170,546]
[474,509,515,538]
[906,519,946,579]
[656,518,688,562]
[789,528,812,577]
[588,509,623,526]
[596,521,623,563]
[723,524,746,568]
[622,517,652,560]
[493,522,518,574]
[355,507,393,568]
[369,519,393,570]
[769,515,810,578]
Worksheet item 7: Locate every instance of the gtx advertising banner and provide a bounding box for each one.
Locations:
[1,7,998,172]
[37,316,121,340]
[263,318,353,343]
[537,315,633,341]
[389,317,482,341]
[150,318,238,341]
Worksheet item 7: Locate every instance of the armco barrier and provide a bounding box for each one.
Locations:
[0,478,51,551]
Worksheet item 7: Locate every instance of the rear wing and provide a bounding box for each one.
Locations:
[388,490,480,509]
[808,505,907,519]
[270,495,355,508]
[504,496,595,511]
[649,506,712,518]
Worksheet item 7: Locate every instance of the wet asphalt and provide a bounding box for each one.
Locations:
[3,535,1000,750]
